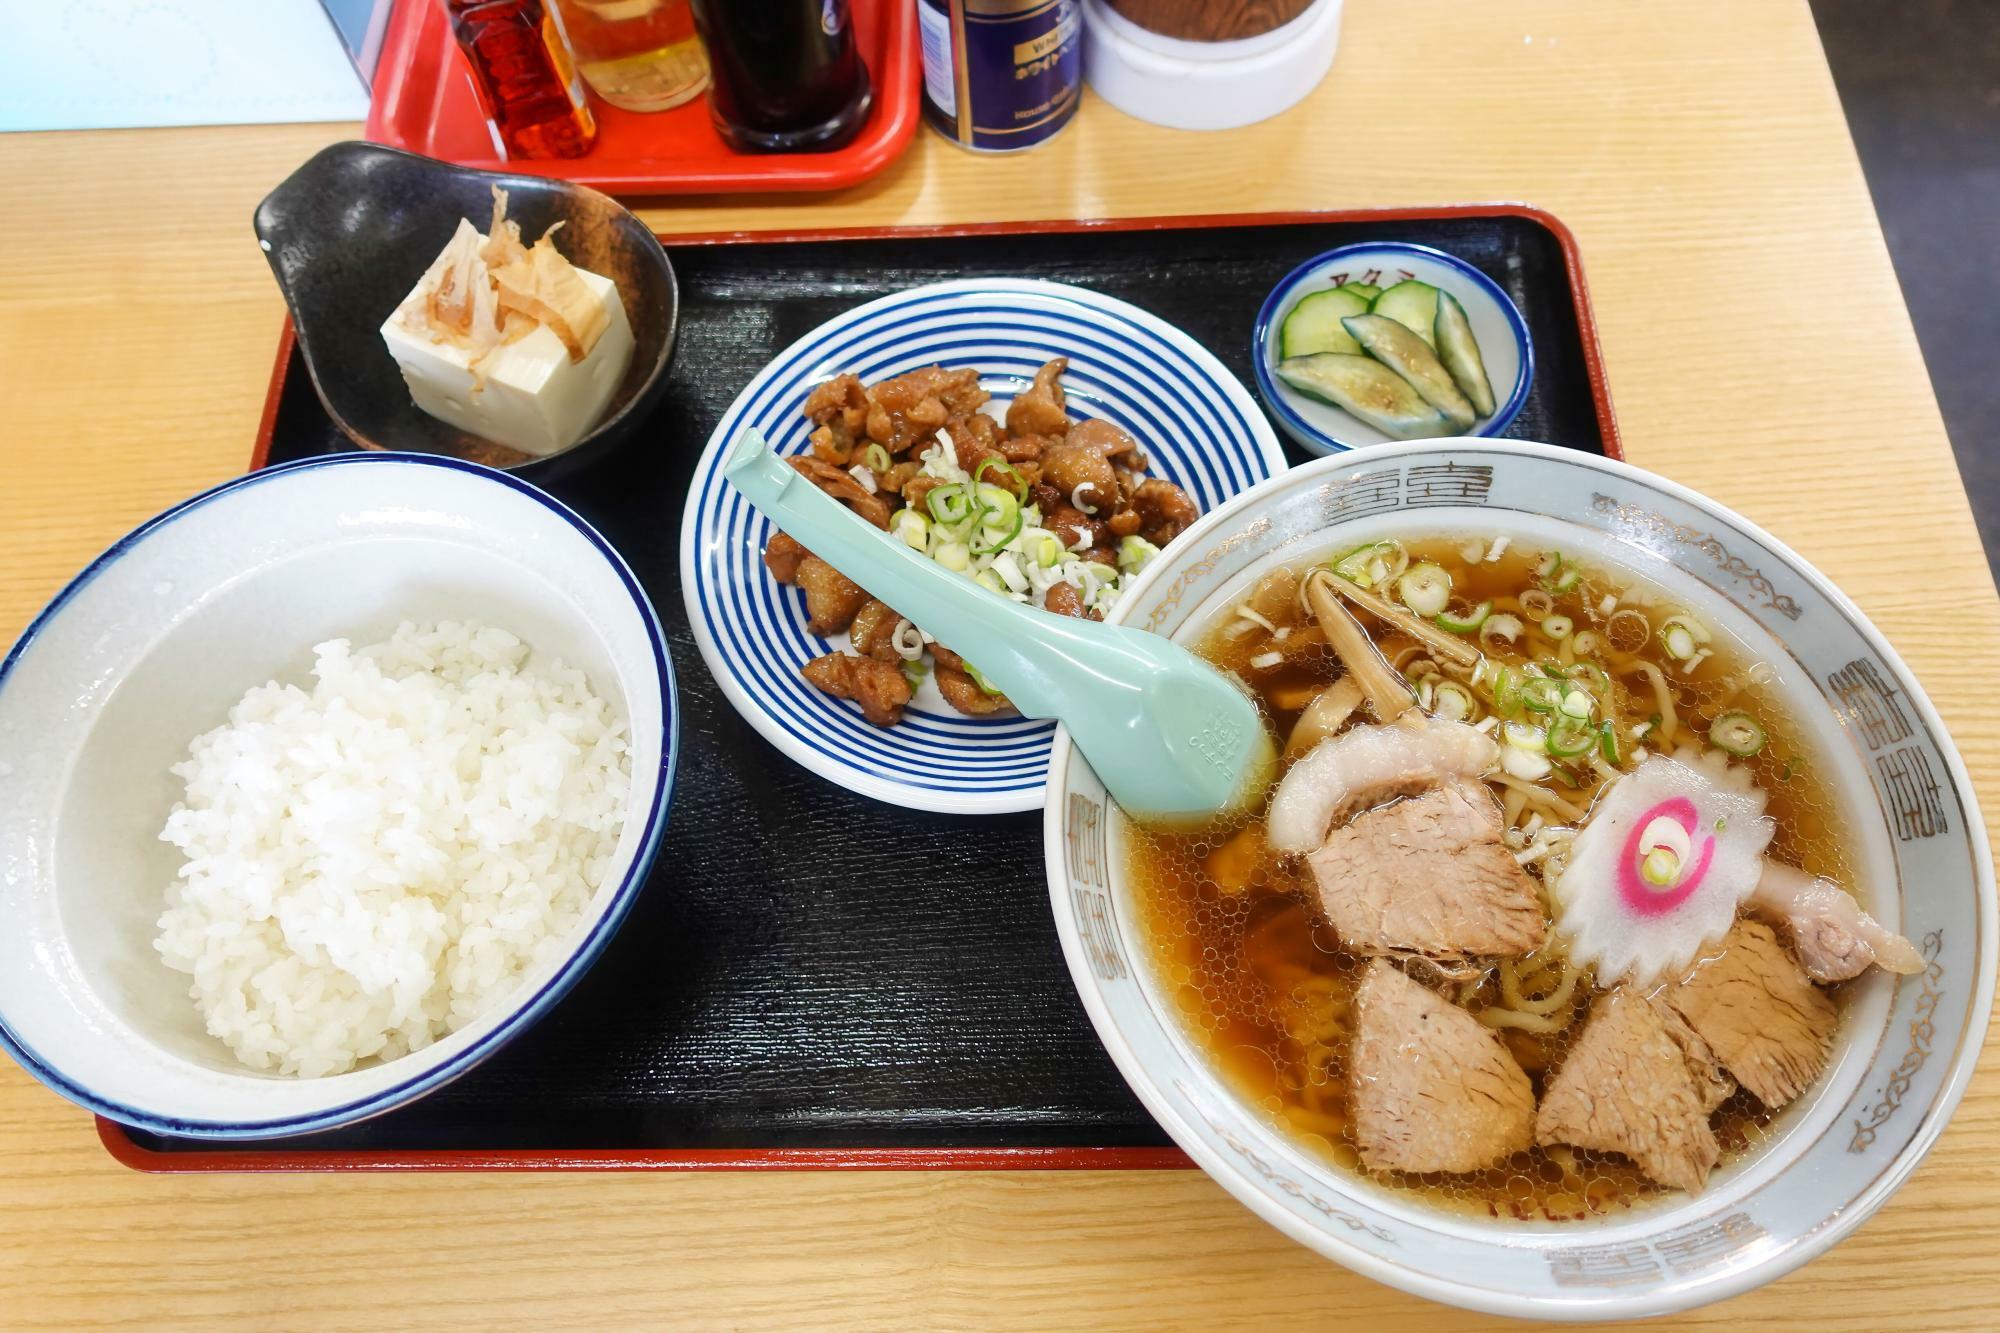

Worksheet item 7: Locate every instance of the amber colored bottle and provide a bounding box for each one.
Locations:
[550,0,708,113]
[443,0,598,159]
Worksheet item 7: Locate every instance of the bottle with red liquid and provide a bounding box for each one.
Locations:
[443,0,598,159]
[687,0,872,153]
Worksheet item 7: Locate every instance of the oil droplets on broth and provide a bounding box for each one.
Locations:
[1123,536,1857,1221]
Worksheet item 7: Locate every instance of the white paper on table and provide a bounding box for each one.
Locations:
[0,0,372,133]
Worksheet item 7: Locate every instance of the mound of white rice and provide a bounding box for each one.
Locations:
[155,620,631,1078]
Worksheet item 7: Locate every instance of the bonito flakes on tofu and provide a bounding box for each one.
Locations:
[382,187,635,458]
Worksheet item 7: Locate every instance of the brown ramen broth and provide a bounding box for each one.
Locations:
[1125,536,1856,1221]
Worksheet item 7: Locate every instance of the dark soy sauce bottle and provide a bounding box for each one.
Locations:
[687,0,873,153]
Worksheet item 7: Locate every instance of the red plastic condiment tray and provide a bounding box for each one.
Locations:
[366,0,921,195]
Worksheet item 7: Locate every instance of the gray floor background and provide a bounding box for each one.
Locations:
[1812,0,2000,581]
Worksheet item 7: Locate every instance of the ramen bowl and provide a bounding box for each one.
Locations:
[1043,439,1993,1319]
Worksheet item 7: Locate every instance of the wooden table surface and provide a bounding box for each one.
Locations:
[3,1,1996,1327]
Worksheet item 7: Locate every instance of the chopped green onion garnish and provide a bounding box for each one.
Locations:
[1546,715,1596,757]
[862,443,892,473]
[971,507,1025,556]
[974,482,1020,528]
[1397,562,1452,618]
[965,661,1005,696]
[1536,551,1581,593]
[891,508,928,550]
[934,541,971,572]
[973,569,1006,595]
[1520,676,1564,714]
[1597,720,1622,764]
[973,455,1028,501]
[1660,614,1711,661]
[991,551,1030,594]
[1436,600,1491,633]
[1568,661,1611,694]
[927,483,973,526]
[1432,681,1475,722]
[1493,665,1524,717]
[1331,541,1400,589]
[1542,614,1574,640]
[1500,744,1552,781]
[1118,534,1161,573]
[1709,711,1767,757]
[1559,688,1594,720]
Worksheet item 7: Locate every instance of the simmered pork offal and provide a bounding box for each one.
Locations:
[1126,537,1920,1220]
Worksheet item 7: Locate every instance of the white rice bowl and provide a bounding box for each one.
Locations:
[0,453,671,1137]
[155,620,630,1079]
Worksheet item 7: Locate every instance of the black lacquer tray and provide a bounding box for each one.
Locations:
[105,206,1616,1171]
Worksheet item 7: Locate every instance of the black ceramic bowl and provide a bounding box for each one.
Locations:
[254,142,678,480]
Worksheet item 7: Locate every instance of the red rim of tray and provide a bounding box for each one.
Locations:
[366,0,921,196]
[99,203,1617,1174]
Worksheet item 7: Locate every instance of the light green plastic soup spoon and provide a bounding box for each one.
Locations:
[724,431,1276,826]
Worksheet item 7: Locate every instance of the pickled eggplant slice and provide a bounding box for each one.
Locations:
[1275,353,1451,440]
[1341,313,1477,431]
[1281,288,1370,358]
[1370,279,1441,346]
[1342,282,1382,302]
[1434,289,1497,417]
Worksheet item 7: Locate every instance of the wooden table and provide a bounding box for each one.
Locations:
[2,2,1995,1327]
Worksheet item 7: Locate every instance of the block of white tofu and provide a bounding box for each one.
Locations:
[380,267,635,457]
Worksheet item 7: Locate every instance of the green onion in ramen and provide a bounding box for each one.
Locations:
[1126,537,1922,1220]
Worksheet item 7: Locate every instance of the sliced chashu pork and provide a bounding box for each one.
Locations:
[1654,994,1737,1114]
[1266,717,1498,854]
[1535,989,1724,1193]
[1350,960,1534,1174]
[1306,780,1546,961]
[1665,918,1837,1108]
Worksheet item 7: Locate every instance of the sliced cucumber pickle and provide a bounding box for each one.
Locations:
[1341,282,1382,301]
[1274,353,1451,440]
[1341,313,1477,431]
[1371,279,1441,346]
[1433,289,1497,417]
[1280,287,1370,358]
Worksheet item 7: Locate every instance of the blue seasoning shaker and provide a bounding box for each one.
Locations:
[917,0,1083,152]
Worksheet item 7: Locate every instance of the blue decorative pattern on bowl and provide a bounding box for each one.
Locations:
[681,278,1287,815]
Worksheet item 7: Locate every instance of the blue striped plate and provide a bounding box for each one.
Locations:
[680,278,1287,815]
